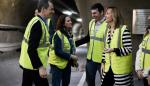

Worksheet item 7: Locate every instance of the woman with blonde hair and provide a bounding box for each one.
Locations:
[101,7,133,86]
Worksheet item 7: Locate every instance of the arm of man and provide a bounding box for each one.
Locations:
[27,21,43,69]
[75,32,90,47]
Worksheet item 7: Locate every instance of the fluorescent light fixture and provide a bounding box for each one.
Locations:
[76,18,82,22]
[62,10,72,16]
[71,11,78,14]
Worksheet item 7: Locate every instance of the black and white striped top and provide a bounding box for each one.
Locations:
[101,27,133,86]
[102,27,132,59]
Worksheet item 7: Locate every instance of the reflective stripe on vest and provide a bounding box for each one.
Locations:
[23,17,49,48]
[19,16,50,70]
[90,36,103,42]
[104,25,132,74]
[48,30,71,69]
[87,19,107,63]
[47,18,51,28]
[142,48,150,54]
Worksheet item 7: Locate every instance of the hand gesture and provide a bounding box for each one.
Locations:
[136,70,143,79]
[104,48,114,53]
[71,55,78,61]
[39,66,47,78]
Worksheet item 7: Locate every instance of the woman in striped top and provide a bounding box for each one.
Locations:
[101,7,133,86]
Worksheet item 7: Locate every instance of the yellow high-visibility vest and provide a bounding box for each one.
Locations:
[140,34,150,71]
[48,30,73,69]
[19,16,50,70]
[87,19,107,63]
[104,25,132,74]
[47,18,51,27]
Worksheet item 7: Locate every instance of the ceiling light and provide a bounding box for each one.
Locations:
[76,18,82,22]
[62,10,72,16]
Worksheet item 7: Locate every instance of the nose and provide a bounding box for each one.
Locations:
[92,14,94,17]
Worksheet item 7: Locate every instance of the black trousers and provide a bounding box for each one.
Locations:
[101,68,114,86]
[101,68,133,86]
[86,60,101,86]
[22,69,49,86]
[143,78,148,86]
[50,64,71,86]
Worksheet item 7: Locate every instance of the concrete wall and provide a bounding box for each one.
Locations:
[75,0,150,33]
[0,0,37,43]
[0,0,37,26]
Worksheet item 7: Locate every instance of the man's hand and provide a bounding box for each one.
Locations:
[71,55,79,68]
[39,66,47,78]
[71,55,78,61]
[73,61,79,67]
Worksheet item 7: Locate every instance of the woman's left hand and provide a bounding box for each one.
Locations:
[104,48,114,53]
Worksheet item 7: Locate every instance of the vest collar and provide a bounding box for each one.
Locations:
[95,16,105,24]
[37,15,48,28]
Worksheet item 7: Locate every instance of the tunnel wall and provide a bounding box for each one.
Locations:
[0,0,37,26]
[0,0,37,43]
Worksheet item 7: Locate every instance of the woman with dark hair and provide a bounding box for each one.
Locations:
[48,15,78,86]
[135,16,150,86]
[101,7,133,86]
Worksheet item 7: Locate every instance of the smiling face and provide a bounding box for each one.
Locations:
[105,8,113,23]
[64,16,72,29]
[91,8,102,21]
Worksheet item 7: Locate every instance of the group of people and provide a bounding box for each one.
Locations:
[18,0,150,86]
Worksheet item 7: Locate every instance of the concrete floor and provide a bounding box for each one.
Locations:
[0,51,21,86]
[0,46,86,86]
[0,45,145,86]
